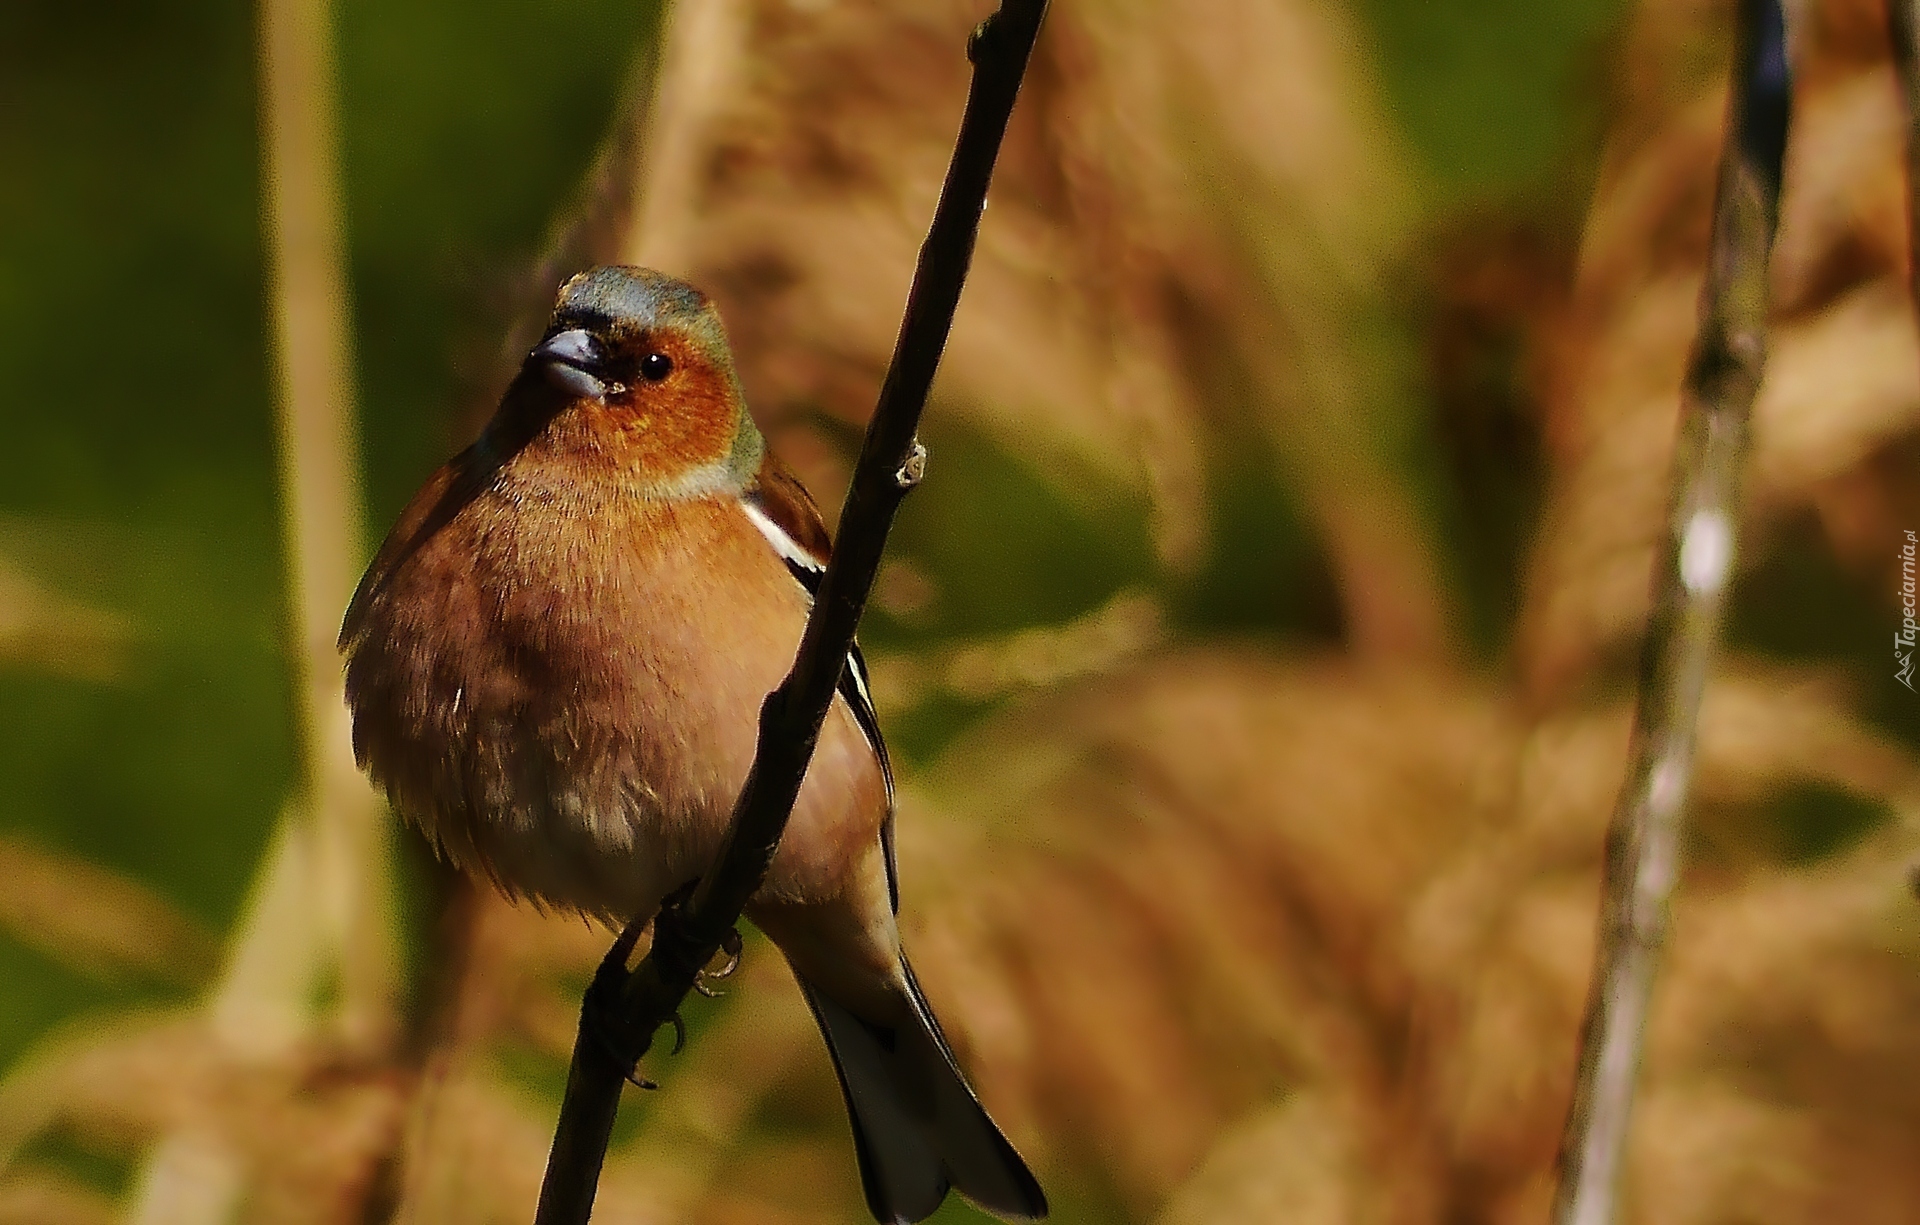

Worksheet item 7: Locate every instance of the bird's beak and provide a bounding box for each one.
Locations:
[530,328,609,400]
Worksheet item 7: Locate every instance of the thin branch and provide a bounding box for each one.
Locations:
[1549,3,1791,1224]
[530,4,1051,1223]
[1889,0,1920,320]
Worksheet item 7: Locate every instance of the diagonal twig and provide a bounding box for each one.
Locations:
[1549,2,1792,1224]
[530,4,1051,1223]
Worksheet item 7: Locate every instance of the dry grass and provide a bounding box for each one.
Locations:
[620,0,1452,659]
[0,837,217,990]
[892,657,1920,1223]
[3,0,1918,1221]
[1521,0,1920,700]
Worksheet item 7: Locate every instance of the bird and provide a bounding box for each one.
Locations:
[338,264,1047,1225]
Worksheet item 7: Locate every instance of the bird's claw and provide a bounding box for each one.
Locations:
[584,984,682,1087]
[693,928,744,997]
[715,927,744,977]
[582,892,725,1080]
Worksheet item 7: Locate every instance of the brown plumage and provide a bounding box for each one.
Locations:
[339,266,1044,1224]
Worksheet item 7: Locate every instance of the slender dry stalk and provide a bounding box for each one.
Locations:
[256,0,399,1058]
[118,0,402,1218]
[530,4,1051,1222]
[1549,3,1794,1224]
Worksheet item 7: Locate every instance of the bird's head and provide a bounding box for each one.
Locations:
[500,265,763,497]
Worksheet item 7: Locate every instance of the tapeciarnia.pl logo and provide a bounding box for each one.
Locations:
[1900,529,1916,692]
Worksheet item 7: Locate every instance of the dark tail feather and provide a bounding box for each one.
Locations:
[797,958,1048,1224]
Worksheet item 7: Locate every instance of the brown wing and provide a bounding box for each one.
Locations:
[341,455,474,652]
[740,448,899,911]
[743,449,832,562]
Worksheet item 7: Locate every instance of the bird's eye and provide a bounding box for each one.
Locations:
[640,352,673,382]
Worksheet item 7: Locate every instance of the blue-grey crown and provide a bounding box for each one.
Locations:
[551,266,711,334]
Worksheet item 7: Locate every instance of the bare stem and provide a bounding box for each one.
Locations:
[257,0,399,1057]
[1549,3,1792,1224]
[529,5,1051,1223]
[123,0,399,1217]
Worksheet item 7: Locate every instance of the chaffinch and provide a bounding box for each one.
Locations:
[338,265,1046,1224]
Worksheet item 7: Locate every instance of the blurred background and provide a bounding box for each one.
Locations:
[3,0,1919,1222]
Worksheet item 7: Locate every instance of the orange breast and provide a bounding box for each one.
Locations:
[341,454,888,921]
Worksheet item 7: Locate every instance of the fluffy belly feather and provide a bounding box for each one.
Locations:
[341,472,888,923]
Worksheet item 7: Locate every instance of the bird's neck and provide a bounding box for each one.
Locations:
[479,377,767,503]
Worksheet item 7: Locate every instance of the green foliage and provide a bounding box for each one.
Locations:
[1358,0,1624,199]
[13,1125,136,1202]
[340,0,664,520]
[1762,782,1891,864]
[1729,512,1920,751]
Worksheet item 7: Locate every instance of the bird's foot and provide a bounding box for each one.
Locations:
[583,916,660,1089]
[584,993,687,1085]
[692,928,744,998]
